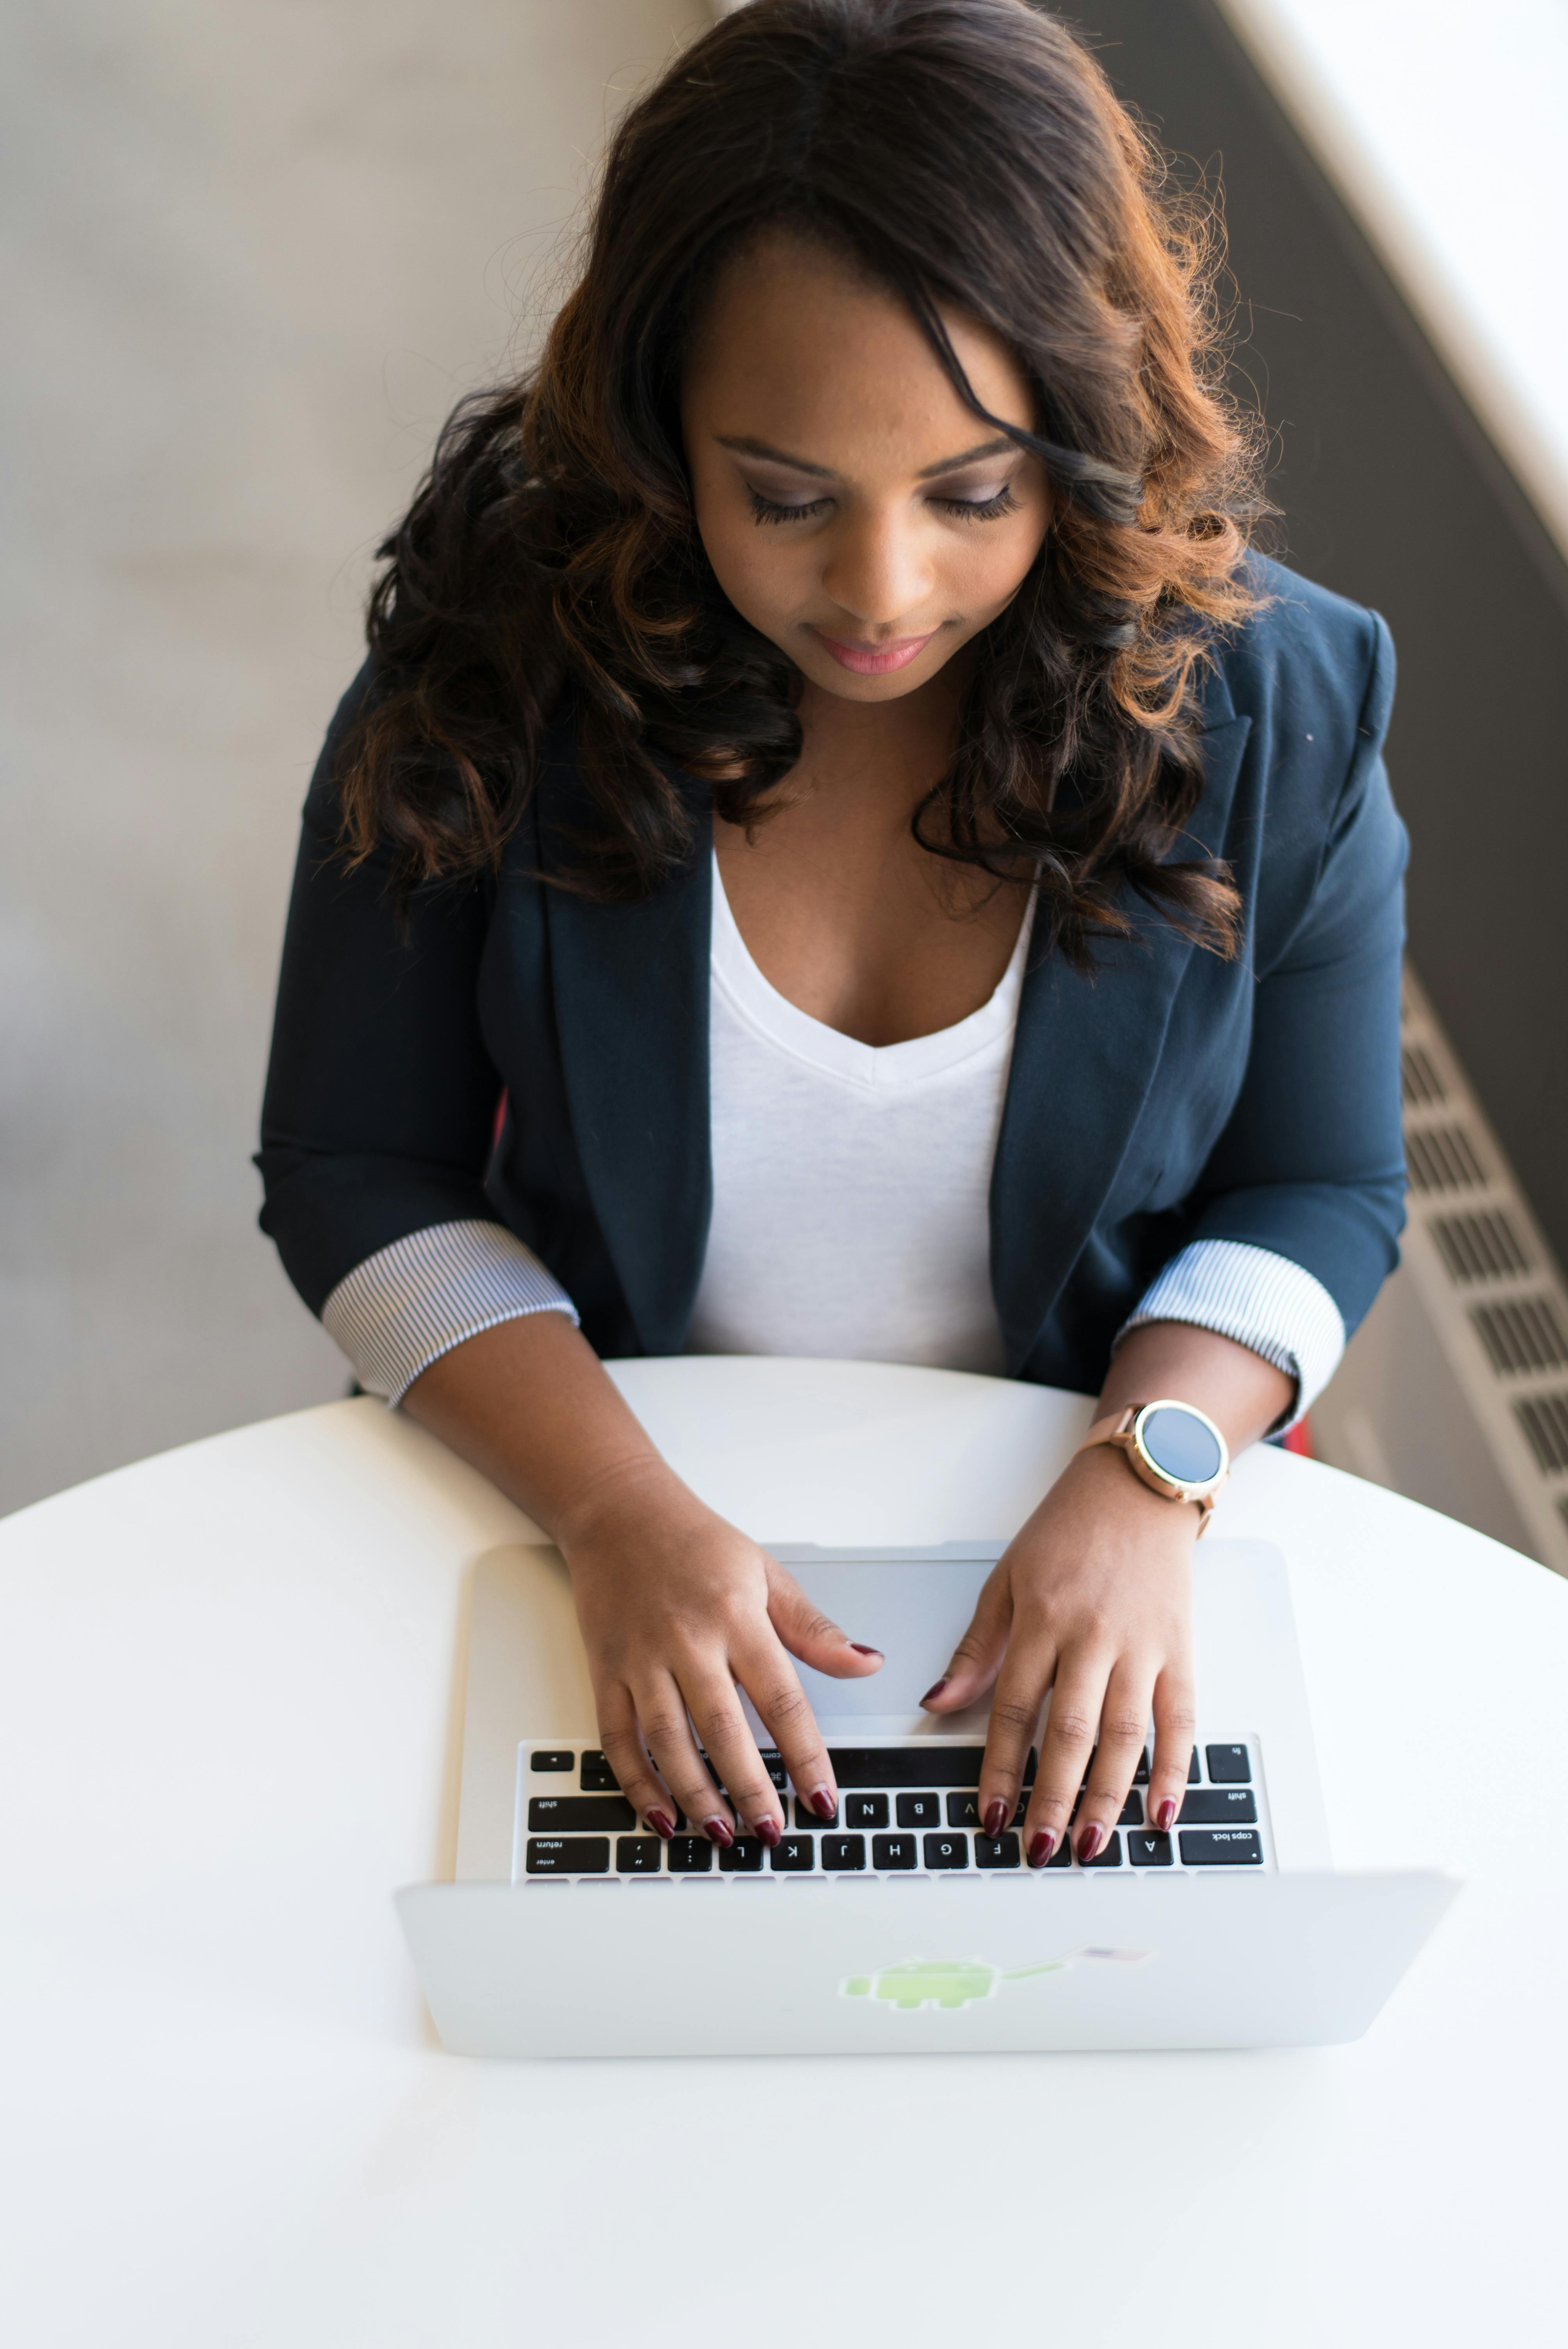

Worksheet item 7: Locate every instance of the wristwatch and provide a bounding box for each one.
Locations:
[1074,1399,1230,1533]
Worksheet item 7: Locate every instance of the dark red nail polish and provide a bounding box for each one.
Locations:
[984,1798,1009,1840]
[811,1786,836,1821]
[703,1815,734,1848]
[1155,1798,1176,1832]
[645,1809,675,1841]
[754,1817,782,1848]
[920,1678,949,1706]
[849,1643,883,1658]
[1027,1829,1057,1868]
[1076,1824,1104,1865]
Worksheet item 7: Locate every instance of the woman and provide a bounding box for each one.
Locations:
[259,0,1404,1871]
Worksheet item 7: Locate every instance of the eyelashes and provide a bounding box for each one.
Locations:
[747,485,1021,526]
[748,491,831,525]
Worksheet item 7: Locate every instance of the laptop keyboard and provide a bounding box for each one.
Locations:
[515,1736,1270,1881]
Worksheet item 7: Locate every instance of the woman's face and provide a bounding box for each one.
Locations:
[681,233,1051,703]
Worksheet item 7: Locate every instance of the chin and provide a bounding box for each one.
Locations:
[802,660,937,702]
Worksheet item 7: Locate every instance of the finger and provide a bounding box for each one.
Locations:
[1073,1661,1153,1857]
[683,1667,786,1847]
[595,1687,679,1841]
[975,1634,1055,1844]
[766,1564,884,1681]
[920,1560,1014,1712]
[1147,1662,1198,1839]
[634,1672,737,1845]
[739,1639,840,1824]
[1021,1654,1111,1868]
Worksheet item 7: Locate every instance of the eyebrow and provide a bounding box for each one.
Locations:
[715,432,1019,480]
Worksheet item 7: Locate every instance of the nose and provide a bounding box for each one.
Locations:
[819,505,934,631]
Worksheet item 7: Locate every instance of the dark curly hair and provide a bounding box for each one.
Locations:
[341,0,1263,964]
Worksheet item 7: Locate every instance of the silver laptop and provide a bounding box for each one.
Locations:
[397,1536,1458,2057]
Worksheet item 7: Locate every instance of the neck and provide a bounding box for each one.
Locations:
[793,659,968,820]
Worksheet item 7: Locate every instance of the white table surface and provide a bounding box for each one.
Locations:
[2,1358,1564,2348]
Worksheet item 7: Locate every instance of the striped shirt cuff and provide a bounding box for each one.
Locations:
[1115,1239,1345,1431]
[321,1219,578,1406]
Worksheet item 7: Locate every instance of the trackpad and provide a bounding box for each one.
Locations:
[778,1558,992,1723]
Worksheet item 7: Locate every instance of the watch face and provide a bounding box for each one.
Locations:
[1138,1404,1224,1488]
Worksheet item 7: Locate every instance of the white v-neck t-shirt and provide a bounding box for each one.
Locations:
[685,858,1033,1373]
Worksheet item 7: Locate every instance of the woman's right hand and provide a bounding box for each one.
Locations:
[556,1457,884,1846]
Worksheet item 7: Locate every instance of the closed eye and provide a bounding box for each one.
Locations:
[748,489,832,525]
[930,485,1019,520]
[748,484,1021,526]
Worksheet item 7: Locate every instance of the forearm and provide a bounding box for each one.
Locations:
[1098,1321,1292,1455]
[401,1312,681,1546]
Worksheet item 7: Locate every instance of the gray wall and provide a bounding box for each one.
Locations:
[1079,0,1568,1270]
[0,0,706,1516]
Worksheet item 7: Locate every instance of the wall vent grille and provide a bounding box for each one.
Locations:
[1515,1395,1568,1476]
[1429,1210,1531,1282]
[1400,1041,1446,1107]
[1470,1298,1568,1376]
[1406,1123,1487,1192]
[1381,966,1568,1572]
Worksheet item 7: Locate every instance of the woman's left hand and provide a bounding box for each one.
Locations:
[920,1444,1199,1864]
[919,1321,1294,1865]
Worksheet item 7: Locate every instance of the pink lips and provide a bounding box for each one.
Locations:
[811,628,935,675]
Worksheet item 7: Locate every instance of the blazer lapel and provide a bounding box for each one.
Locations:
[990,715,1253,1371]
[536,738,713,1356]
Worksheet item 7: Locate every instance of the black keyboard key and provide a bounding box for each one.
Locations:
[896,1791,942,1829]
[667,1836,713,1872]
[526,1837,609,1873]
[923,1832,968,1870]
[846,1793,889,1829]
[823,1834,867,1872]
[975,1832,1021,1869]
[1188,1748,1201,1782]
[579,1751,620,1792]
[946,1791,1026,1830]
[1177,1788,1257,1825]
[719,1837,765,1872]
[530,1749,573,1772]
[771,1834,814,1871]
[827,1745,1038,1787]
[1206,1743,1252,1784]
[1127,1831,1172,1867]
[759,1750,787,1790]
[528,1795,636,1833]
[872,1833,918,1870]
[616,1836,663,1873]
[829,1746,982,1788]
[795,1798,838,1829]
[1132,1750,1149,1784]
[1080,1833,1122,1868]
[1180,1828,1262,1866]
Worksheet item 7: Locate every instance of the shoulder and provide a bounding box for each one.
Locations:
[1185,558,1404,961]
[1199,554,1394,760]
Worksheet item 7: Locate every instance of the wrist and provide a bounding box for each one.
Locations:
[551,1449,704,1558]
[1051,1442,1205,1537]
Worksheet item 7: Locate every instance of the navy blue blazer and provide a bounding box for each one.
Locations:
[258,556,1408,1392]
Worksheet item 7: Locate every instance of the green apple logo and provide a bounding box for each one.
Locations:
[841,1948,1151,2010]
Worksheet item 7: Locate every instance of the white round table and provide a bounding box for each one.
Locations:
[2,1360,1564,2347]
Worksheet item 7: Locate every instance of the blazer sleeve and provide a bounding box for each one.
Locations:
[256,664,519,1319]
[1178,611,1408,1342]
